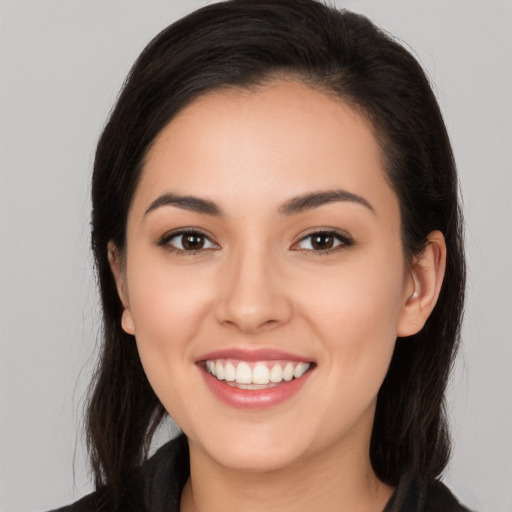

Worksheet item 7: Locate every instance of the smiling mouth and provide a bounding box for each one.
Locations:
[204,359,312,389]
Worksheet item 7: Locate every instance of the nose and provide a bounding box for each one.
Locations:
[214,244,293,334]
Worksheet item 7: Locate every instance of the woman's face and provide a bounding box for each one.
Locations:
[114,81,418,473]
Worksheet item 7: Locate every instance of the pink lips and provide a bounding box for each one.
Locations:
[196,348,314,409]
[197,347,312,363]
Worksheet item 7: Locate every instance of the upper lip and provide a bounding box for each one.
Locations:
[196,348,314,363]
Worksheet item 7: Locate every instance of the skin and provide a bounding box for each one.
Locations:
[109,81,446,512]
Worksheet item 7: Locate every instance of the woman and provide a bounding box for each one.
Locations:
[54,0,470,510]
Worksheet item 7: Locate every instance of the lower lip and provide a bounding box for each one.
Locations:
[199,366,313,410]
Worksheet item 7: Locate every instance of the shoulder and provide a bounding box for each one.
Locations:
[386,474,475,512]
[47,434,189,512]
[423,480,474,512]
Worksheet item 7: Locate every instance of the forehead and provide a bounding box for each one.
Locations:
[135,81,397,220]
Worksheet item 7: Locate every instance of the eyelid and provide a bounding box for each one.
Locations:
[291,228,354,253]
[156,228,220,253]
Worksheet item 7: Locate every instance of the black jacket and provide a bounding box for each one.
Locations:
[51,434,473,512]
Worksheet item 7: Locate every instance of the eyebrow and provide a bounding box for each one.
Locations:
[144,189,375,217]
[278,189,375,216]
[145,193,223,216]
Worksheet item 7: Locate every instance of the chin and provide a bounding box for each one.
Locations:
[209,441,307,473]
[186,419,317,473]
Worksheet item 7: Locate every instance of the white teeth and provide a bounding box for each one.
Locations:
[236,362,252,384]
[270,364,283,383]
[283,362,294,381]
[252,363,270,384]
[224,362,236,382]
[206,359,311,386]
[215,360,225,380]
[293,362,309,379]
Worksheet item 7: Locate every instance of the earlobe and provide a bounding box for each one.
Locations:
[397,230,447,337]
[107,241,135,335]
[121,309,135,335]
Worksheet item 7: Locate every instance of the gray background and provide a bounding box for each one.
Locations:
[1,1,511,510]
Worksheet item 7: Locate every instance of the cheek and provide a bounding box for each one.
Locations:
[125,257,214,379]
[294,259,404,431]
[124,261,216,425]
[128,253,211,331]
[296,253,405,372]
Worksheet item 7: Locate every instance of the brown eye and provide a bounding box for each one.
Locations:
[311,233,335,250]
[294,230,353,253]
[181,233,205,250]
[159,230,218,252]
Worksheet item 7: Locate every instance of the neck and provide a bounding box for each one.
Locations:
[180,435,393,512]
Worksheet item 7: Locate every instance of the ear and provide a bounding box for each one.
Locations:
[397,230,447,337]
[107,241,135,335]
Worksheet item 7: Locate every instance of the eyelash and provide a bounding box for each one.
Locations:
[291,229,354,254]
[156,229,218,255]
[156,229,354,255]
